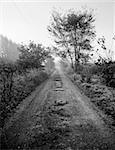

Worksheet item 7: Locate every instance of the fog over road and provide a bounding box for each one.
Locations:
[2,60,115,150]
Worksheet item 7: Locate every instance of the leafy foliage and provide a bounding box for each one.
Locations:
[48,9,95,70]
[0,62,48,128]
[101,61,115,87]
[17,41,49,72]
[94,37,115,88]
[80,83,115,123]
[70,72,115,125]
[0,41,51,128]
[0,62,17,127]
[96,36,114,62]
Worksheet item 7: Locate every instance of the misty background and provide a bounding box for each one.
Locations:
[0,0,115,61]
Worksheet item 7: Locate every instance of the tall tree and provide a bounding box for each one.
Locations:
[17,41,49,72]
[48,11,74,68]
[48,9,95,70]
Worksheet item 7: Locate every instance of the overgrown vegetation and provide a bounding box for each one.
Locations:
[68,59,115,126]
[50,9,115,127]
[67,43,115,125]
[0,41,52,128]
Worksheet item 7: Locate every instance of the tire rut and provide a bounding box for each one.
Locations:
[1,72,115,150]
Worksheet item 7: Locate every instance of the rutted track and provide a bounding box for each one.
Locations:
[1,67,115,149]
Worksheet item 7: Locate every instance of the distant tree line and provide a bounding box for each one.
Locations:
[0,35,19,61]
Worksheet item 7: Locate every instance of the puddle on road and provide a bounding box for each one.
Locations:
[53,74,65,92]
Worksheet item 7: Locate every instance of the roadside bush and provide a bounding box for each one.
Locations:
[79,83,115,122]
[95,60,115,88]
[81,65,92,83]
[0,68,48,128]
[109,79,115,88]
[0,62,17,127]
[68,62,115,126]
[75,64,84,74]
[31,71,48,86]
[74,64,100,83]
[0,41,51,129]
[76,64,96,83]
[76,62,115,87]
[101,62,115,87]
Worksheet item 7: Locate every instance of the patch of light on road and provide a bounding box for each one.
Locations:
[53,56,61,71]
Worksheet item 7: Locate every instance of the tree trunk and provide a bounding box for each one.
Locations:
[71,58,74,69]
[74,28,79,72]
[74,45,78,71]
[67,49,74,69]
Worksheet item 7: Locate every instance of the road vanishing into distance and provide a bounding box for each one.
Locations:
[1,60,115,150]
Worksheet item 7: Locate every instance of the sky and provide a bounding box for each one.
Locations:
[0,0,115,57]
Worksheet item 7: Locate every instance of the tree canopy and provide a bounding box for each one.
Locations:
[17,41,49,71]
[48,9,96,70]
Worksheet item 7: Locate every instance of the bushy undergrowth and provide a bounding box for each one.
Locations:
[101,62,115,87]
[0,41,53,129]
[69,71,115,126]
[0,69,48,128]
[80,83,115,117]
[75,61,115,88]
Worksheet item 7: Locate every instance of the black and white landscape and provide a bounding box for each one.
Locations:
[0,0,115,149]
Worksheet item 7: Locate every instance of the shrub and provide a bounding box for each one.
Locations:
[95,60,115,88]
[102,62,115,87]
[0,68,48,128]
[109,79,115,88]
[80,83,115,121]
[78,65,93,83]
[32,72,48,86]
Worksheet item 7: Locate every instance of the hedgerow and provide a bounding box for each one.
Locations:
[0,64,48,128]
[0,41,50,128]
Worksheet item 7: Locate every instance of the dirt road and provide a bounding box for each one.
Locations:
[1,61,115,150]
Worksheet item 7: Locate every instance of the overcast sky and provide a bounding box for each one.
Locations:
[0,0,115,53]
